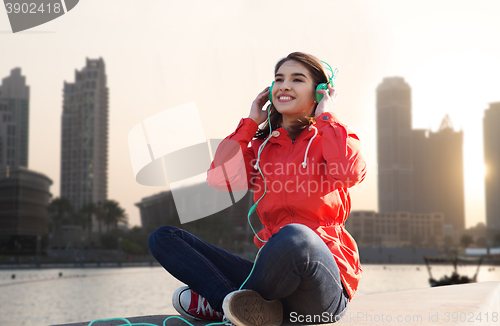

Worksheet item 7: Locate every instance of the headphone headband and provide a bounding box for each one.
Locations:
[320,60,338,88]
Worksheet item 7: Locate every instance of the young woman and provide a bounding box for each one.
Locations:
[148,52,366,326]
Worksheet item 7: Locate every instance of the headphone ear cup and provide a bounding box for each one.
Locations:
[315,83,329,103]
[268,81,275,104]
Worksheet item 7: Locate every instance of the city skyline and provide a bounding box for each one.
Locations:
[2,0,500,228]
[376,77,466,238]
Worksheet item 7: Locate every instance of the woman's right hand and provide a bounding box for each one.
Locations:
[248,87,271,125]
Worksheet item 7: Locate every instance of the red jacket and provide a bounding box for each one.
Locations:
[207,111,366,301]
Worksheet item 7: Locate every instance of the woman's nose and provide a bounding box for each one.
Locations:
[279,81,291,91]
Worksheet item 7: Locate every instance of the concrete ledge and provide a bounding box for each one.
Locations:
[54,282,500,326]
[337,282,500,326]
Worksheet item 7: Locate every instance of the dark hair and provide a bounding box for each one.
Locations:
[254,52,329,140]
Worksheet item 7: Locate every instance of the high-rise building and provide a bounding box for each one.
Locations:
[484,102,500,232]
[432,116,464,232]
[376,77,413,213]
[412,116,465,233]
[60,58,108,213]
[0,68,30,168]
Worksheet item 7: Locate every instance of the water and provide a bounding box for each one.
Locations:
[0,264,498,326]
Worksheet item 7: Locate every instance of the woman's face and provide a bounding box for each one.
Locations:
[272,60,316,121]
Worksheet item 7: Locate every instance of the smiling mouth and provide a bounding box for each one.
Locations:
[277,96,294,102]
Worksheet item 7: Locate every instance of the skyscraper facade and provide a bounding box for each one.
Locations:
[413,119,465,235]
[411,129,432,213]
[60,58,108,212]
[0,68,30,168]
[0,102,16,167]
[484,102,500,231]
[376,77,413,213]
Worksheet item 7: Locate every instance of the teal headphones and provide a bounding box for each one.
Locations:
[268,61,338,104]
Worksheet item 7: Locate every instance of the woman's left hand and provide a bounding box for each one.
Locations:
[315,84,338,118]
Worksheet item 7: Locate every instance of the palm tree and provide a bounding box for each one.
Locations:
[80,202,96,248]
[102,200,128,232]
[47,197,74,249]
[95,201,103,239]
[102,201,113,233]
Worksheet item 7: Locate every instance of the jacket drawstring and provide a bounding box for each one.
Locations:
[254,125,318,170]
[302,125,318,168]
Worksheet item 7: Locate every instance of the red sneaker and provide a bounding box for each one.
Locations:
[172,286,224,321]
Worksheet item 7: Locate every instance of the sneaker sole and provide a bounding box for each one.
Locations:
[222,290,283,326]
[172,286,201,321]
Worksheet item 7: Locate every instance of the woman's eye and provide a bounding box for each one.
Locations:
[274,78,304,83]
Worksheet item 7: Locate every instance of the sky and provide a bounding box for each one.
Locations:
[1,0,500,229]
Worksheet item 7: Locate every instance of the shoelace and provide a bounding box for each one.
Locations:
[196,293,222,318]
[222,315,235,326]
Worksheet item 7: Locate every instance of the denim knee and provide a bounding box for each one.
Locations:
[147,225,180,254]
[278,223,323,245]
[274,224,326,258]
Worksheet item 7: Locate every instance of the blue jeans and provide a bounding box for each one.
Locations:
[148,223,349,323]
